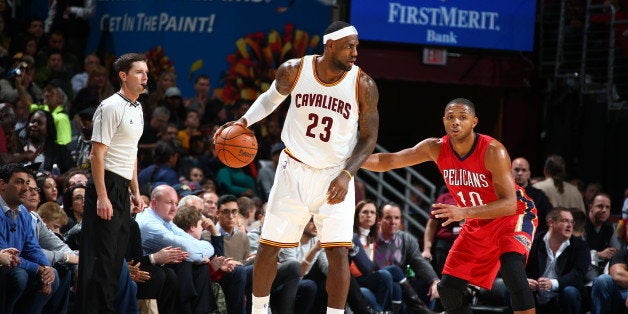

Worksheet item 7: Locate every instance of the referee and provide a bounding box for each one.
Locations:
[78,53,148,313]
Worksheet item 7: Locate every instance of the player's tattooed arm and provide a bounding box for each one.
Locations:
[343,71,379,176]
[274,58,301,96]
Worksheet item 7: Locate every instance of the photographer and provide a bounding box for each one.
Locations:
[0,57,43,106]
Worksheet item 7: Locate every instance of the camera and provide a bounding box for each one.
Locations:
[7,62,28,78]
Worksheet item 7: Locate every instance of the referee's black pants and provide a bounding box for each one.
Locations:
[78,171,132,313]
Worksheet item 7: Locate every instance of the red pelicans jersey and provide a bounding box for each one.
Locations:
[282,55,360,169]
[436,134,536,231]
[436,133,537,289]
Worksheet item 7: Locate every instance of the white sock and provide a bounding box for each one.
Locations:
[326,306,345,314]
[252,295,270,314]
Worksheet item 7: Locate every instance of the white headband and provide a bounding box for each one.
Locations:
[323,26,358,44]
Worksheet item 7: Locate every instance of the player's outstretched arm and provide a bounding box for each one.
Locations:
[361,138,440,172]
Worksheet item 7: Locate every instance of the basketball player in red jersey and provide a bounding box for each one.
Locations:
[362,98,537,314]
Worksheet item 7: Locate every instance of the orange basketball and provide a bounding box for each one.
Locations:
[214,124,258,168]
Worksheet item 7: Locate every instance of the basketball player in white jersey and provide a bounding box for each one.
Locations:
[215,21,379,314]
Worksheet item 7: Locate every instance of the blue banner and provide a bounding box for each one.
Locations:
[349,0,537,51]
[86,0,334,101]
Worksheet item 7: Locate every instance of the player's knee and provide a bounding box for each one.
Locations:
[324,246,348,260]
[257,243,281,259]
[437,275,472,314]
[499,252,535,310]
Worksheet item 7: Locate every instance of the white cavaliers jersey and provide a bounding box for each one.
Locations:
[281,55,360,169]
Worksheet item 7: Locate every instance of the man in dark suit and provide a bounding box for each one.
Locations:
[526,207,591,314]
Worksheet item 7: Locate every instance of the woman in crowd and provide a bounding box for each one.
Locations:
[61,183,86,237]
[146,71,177,111]
[22,109,73,173]
[35,171,59,206]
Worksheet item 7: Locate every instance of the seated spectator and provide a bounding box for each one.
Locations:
[70,53,100,94]
[525,207,590,314]
[66,106,93,169]
[62,167,88,193]
[163,86,186,127]
[35,170,59,207]
[374,202,440,313]
[60,182,85,235]
[0,57,43,105]
[211,195,254,314]
[201,191,219,222]
[215,195,251,264]
[135,185,216,313]
[146,71,177,113]
[36,80,72,145]
[584,182,603,209]
[177,110,202,151]
[237,196,257,232]
[126,217,182,314]
[177,194,223,256]
[138,140,180,194]
[186,74,223,126]
[138,106,170,166]
[570,207,587,238]
[21,110,73,173]
[0,163,60,313]
[215,166,256,197]
[590,217,628,314]
[34,51,72,95]
[26,198,77,314]
[178,134,215,181]
[159,122,180,144]
[187,166,205,185]
[349,231,395,312]
[35,201,67,239]
[0,102,17,159]
[585,193,621,280]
